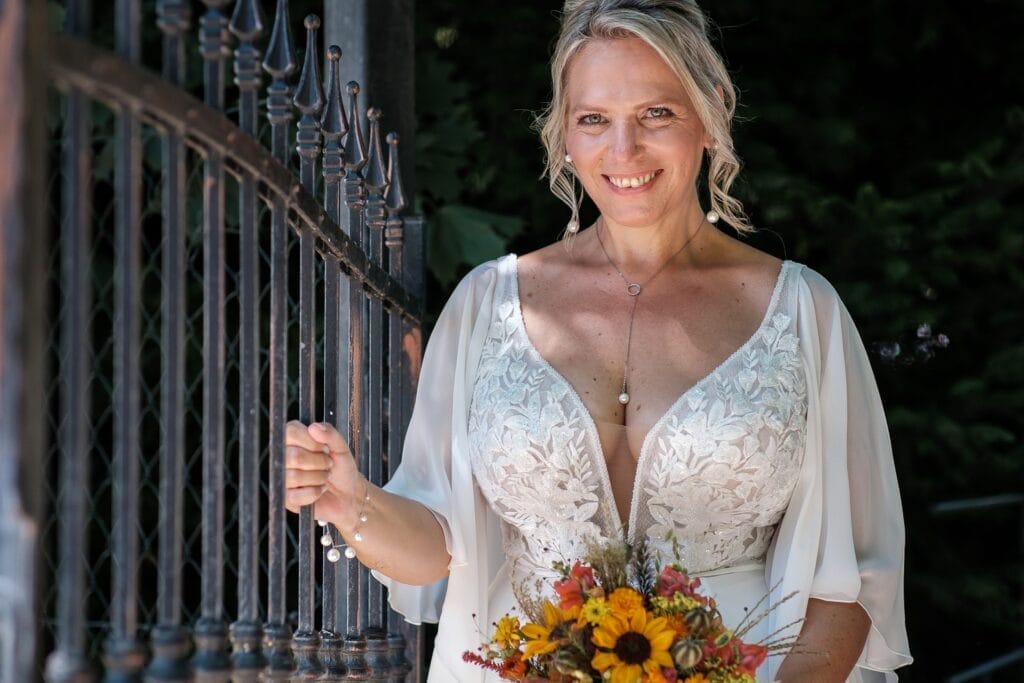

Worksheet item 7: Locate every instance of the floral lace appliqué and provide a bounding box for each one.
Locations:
[468,258,807,598]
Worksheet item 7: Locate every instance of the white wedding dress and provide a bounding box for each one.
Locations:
[373,254,912,682]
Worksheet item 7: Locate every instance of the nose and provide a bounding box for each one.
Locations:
[609,120,642,161]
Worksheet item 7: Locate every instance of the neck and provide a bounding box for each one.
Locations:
[594,204,708,275]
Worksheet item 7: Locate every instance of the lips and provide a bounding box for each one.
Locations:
[603,169,662,191]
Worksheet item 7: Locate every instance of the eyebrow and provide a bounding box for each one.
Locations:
[569,98,689,114]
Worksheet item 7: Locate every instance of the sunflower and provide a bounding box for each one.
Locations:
[521,600,579,659]
[492,614,522,650]
[592,609,675,682]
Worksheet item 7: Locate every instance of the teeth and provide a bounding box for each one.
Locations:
[608,172,656,188]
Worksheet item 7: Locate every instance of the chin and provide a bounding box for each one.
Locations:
[598,208,666,229]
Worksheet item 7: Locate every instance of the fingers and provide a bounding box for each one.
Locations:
[285,485,325,512]
[286,445,332,472]
[286,419,329,453]
[307,422,353,458]
[287,468,330,489]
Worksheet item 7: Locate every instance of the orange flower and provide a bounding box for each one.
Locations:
[607,587,645,617]
[500,652,528,679]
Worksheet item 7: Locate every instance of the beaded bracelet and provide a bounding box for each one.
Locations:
[318,477,371,563]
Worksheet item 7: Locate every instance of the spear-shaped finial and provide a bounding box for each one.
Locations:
[343,82,367,174]
[262,0,296,80]
[385,133,407,216]
[364,108,388,194]
[292,15,324,117]
[321,46,349,141]
[228,0,265,42]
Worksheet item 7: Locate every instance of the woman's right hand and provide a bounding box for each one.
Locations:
[284,420,362,528]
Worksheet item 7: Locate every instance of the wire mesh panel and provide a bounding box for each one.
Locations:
[40,1,423,680]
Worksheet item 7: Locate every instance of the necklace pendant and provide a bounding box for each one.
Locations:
[626,283,642,296]
[618,391,630,405]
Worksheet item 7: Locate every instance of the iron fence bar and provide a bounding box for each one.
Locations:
[383,132,411,683]
[194,0,232,675]
[103,1,146,680]
[261,1,296,677]
[146,3,192,681]
[292,14,325,679]
[228,0,266,676]
[362,107,389,680]
[319,43,349,681]
[340,80,370,678]
[46,2,94,674]
[0,2,48,680]
[47,40,422,324]
[398,214,425,682]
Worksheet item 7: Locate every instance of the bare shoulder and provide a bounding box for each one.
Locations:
[515,238,599,293]
[704,232,786,293]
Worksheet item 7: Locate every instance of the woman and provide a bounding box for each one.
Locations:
[284,1,912,680]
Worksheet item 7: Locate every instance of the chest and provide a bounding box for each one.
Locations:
[466,259,809,564]
[517,262,786,448]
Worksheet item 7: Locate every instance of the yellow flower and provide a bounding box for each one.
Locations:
[521,600,579,659]
[492,614,521,649]
[580,596,614,626]
[681,675,708,683]
[592,609,674,682]
[607,587,645,618]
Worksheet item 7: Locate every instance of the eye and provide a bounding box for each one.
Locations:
[646,107,675,119]
[577,113,605,126]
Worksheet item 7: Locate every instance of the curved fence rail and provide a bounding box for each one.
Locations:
[40,0,425,680]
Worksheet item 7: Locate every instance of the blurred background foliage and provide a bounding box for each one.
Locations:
[414,1,1024,680]
[43,0,1023,677]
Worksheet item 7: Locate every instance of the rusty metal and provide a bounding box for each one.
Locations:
[39,3,424,680]
[228,0,266,678]
[194,0,232,674]
[146,1,192,680]
[261,2,297,678]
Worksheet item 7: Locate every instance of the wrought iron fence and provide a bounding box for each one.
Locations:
[40,0,425,680]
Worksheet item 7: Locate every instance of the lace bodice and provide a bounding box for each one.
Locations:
[468,257,808,599]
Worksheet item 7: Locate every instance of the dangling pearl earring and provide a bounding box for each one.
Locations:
[706,210,720,224]
[565,153,573,164]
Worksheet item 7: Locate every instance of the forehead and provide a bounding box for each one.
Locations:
[565,35,689,108]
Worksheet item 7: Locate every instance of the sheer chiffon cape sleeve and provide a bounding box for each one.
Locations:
[765,265,912,681]
[370,257,506,680]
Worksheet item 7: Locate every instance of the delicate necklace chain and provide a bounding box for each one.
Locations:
[594,219,704,406]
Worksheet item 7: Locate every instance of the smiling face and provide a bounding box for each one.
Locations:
[564,36,711,230]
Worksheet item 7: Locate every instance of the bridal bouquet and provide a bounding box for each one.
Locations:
[464,540,795,682]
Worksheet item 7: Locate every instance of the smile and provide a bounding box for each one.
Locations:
[603,170,662,190]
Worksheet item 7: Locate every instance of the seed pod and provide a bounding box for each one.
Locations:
[683,607,711,634]
[671,638,703,670]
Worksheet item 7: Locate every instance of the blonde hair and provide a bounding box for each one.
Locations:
[537,0,753,235]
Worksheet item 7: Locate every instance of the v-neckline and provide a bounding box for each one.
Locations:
[508,253,791,538]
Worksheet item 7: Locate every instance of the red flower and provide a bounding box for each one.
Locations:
[570,561,597,589]
[661,666,678,682]
[553,562,597,609]
[736,641,768,675]
[500,652,528,679]
[656,565,701,598]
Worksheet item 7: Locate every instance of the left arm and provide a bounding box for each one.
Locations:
[774,598,871,683]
